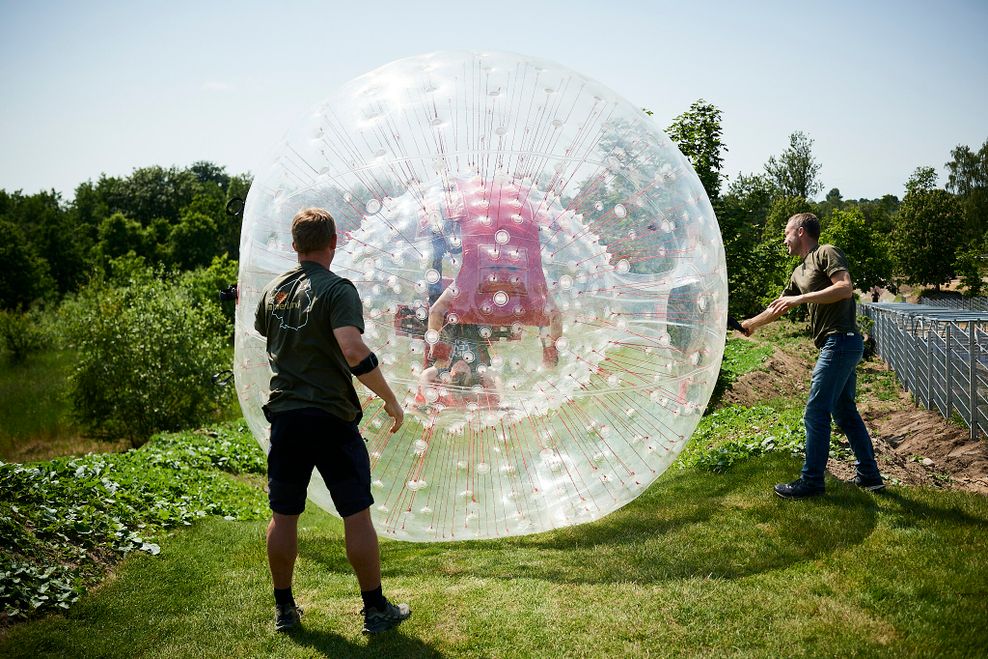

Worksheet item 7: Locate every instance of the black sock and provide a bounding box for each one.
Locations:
[274,587,295,607]
[361,585,387,610]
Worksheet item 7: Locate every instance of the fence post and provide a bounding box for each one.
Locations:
[926,320,933,409]
[970,320,978,440]
[945,323,952,418]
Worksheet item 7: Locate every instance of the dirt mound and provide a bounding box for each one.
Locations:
[720,346,811,407]
[720,341,988,495]
[844,393,988,495]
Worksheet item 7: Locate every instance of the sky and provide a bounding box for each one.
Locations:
[1,0,986,202]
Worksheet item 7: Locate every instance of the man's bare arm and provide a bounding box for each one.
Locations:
[334,325,404,432]
[742,271,854,336]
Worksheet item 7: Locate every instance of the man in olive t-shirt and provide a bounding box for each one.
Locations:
[255,207,411,634]
[741,213,884,499]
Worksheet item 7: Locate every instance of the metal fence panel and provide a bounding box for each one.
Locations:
[862,302,988,439]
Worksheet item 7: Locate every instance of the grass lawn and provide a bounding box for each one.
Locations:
[3,452,986,658]
[0,350,86,461]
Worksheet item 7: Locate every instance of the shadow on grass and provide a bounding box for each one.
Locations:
[304,454,882,586]
[288,626,443,658]
[877,487,988,528]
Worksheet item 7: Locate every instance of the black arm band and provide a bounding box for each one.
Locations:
[350,352,379,376]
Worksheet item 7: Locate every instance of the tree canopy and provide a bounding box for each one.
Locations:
[764,131,824,200]
[0,162,250,309]
[666,99,727,200]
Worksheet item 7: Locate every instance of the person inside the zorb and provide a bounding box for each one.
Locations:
[424,175,564,371]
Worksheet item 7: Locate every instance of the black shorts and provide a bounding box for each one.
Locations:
[267,407,373,517]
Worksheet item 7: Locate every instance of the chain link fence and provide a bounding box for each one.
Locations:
[861,302,988,439]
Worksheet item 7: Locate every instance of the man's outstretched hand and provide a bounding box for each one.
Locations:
[728,316,751,337]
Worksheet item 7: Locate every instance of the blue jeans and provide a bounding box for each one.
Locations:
[802,333,881,487]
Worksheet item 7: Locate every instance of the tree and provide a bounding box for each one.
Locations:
[35,208,89,295]
[96,212,148,262]
[764,131,823,199]
[61,273,232,444]
[850,194,899,237]
[892,181,965,290]
[0,219,54,310]
[816,187,845,221]
[905,166,938,195]
[820,207,894,293]
[716,174,777,317]
[954,239,987,296]
[761,195,814,245]
[116,166,197,226]
[189,160,231,189]
[0,189,87,296]
[665,99,727,200]
[945,139,988,240]
[168,211,222,270]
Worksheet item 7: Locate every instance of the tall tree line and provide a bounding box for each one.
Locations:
[1,129,986,314]
[0,162,250,310]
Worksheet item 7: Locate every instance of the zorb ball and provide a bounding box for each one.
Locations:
[235,51,728,541]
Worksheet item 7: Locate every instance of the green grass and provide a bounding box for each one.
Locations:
[858,364,901,402]
[720,338,774,383]
[0,350,78,459]
[2,327,986,655]
[2,452,986,657]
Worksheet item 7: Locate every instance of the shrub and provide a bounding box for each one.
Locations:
[0,310,48,365]
[60,274,233,445]
[176,254,239,326]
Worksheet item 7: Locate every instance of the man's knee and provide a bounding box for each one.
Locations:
[342,506,373,527]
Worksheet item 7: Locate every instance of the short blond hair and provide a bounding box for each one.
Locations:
[291,208,337,252]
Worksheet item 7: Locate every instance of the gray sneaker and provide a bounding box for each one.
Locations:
[275,604,302,632]
[362,600,411,634]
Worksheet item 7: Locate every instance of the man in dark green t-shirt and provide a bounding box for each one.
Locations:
[741,213,884,499]
[255,207,410,634]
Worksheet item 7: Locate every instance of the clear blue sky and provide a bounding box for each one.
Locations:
[2,0,985,201]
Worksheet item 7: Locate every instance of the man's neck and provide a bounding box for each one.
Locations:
[799,241,819,259]
[297,249,334,269]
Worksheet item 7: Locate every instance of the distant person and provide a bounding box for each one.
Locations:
[741,213,884,499]
[255,207,411,633]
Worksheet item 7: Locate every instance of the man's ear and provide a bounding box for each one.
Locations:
[329,235,338,250]
[291,241,298,252]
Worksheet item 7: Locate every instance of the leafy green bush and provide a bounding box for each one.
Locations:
[0,420,266,622]
[60,272,233,444]
[0,309,48,365]
[177,254,239,326]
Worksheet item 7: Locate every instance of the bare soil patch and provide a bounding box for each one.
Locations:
[720,347,810,407]
[3,434,132,464]
[722,339,988,495]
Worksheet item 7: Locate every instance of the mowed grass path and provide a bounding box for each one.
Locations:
[3,453,987,658]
